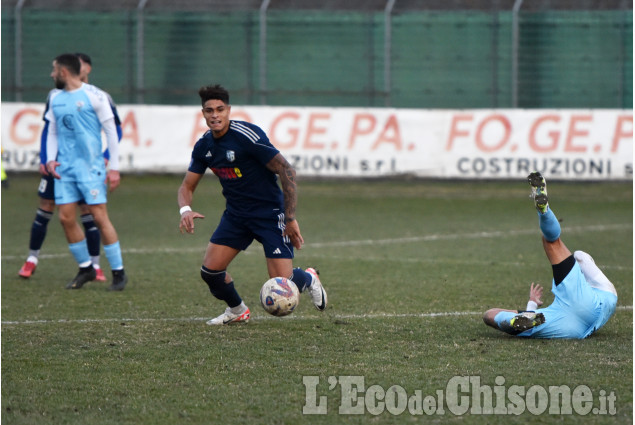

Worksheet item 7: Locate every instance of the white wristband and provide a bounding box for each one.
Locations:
[526,300,538,311]
[179,205,192,215]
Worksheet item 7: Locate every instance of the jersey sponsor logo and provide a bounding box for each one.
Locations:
[211,167,243,180]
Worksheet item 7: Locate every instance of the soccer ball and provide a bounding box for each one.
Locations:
[260,277,300,316]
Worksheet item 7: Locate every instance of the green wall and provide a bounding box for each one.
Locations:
[2,9,631,108]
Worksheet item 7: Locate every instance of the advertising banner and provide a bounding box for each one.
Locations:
[2,103,631,180]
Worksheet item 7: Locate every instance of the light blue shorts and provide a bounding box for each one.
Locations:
[54,179,107,205]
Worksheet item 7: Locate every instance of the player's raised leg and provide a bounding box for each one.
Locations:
[528,172,560,241]
[528,172,572,266]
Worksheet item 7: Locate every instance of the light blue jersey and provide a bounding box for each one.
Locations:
[496,261,618,339]
[41,88,122,166]
[45,83,115,183]
[39,88,122,202]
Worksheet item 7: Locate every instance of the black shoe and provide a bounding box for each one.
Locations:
[510,312,545,332]
[527,172,549,213]
[108,269,128,291]
[66,265,96,289]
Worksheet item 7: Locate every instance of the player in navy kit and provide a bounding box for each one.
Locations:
[18,53,122,282]
[178,84,327,325]
[483,172,617,338]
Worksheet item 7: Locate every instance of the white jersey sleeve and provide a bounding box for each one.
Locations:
[84,84,119,169]
[44,90,63,163]
[46,116,59,164]
[102,118,120,170]
[83,83,115,124]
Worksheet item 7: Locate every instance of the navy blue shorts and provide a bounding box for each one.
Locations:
[38,174,56,200]
[37,173,86,205]
[211,210,294,259]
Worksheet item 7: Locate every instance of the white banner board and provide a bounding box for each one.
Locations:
[2,103,632,180]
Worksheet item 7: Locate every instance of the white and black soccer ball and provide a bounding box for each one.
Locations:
[260,277,300,317]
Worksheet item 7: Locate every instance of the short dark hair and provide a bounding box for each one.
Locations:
[75,52,92,65]
[198,84,229,107]
[55,53,81,75]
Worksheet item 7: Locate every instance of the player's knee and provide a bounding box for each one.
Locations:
[483,309,497,327]
[200,267,227,299]
[58,210,76,226]
[39,198,55,212]
[89,206,109,224]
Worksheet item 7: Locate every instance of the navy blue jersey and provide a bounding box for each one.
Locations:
[188,120,284,218]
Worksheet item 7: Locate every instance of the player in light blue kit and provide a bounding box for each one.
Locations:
[19,53,122,282]
[45,53,127,291]
[483,172,618,339]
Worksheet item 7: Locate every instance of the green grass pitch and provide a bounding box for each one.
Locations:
[1,173,632,424]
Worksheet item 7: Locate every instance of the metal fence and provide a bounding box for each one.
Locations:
[2,0,632,108]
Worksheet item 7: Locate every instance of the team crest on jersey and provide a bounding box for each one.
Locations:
[62,115,75,130]
[76,100,84,111]
[226,150,235,162]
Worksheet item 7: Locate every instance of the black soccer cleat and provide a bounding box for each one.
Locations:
[527,172,549,213]
[108,269,128,291]
[510,312,545,332]
[65,265,97,289]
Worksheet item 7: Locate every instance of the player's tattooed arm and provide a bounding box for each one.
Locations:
[267,153,297,222]
[267,153,304,249]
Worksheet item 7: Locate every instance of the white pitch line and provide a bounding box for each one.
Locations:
[301,254,632,271]
[308,223,632,248]
[2,306,632,326]
[1,246,205,261]
[1,223,631,261]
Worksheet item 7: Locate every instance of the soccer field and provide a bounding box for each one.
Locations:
[1,173,632,424]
